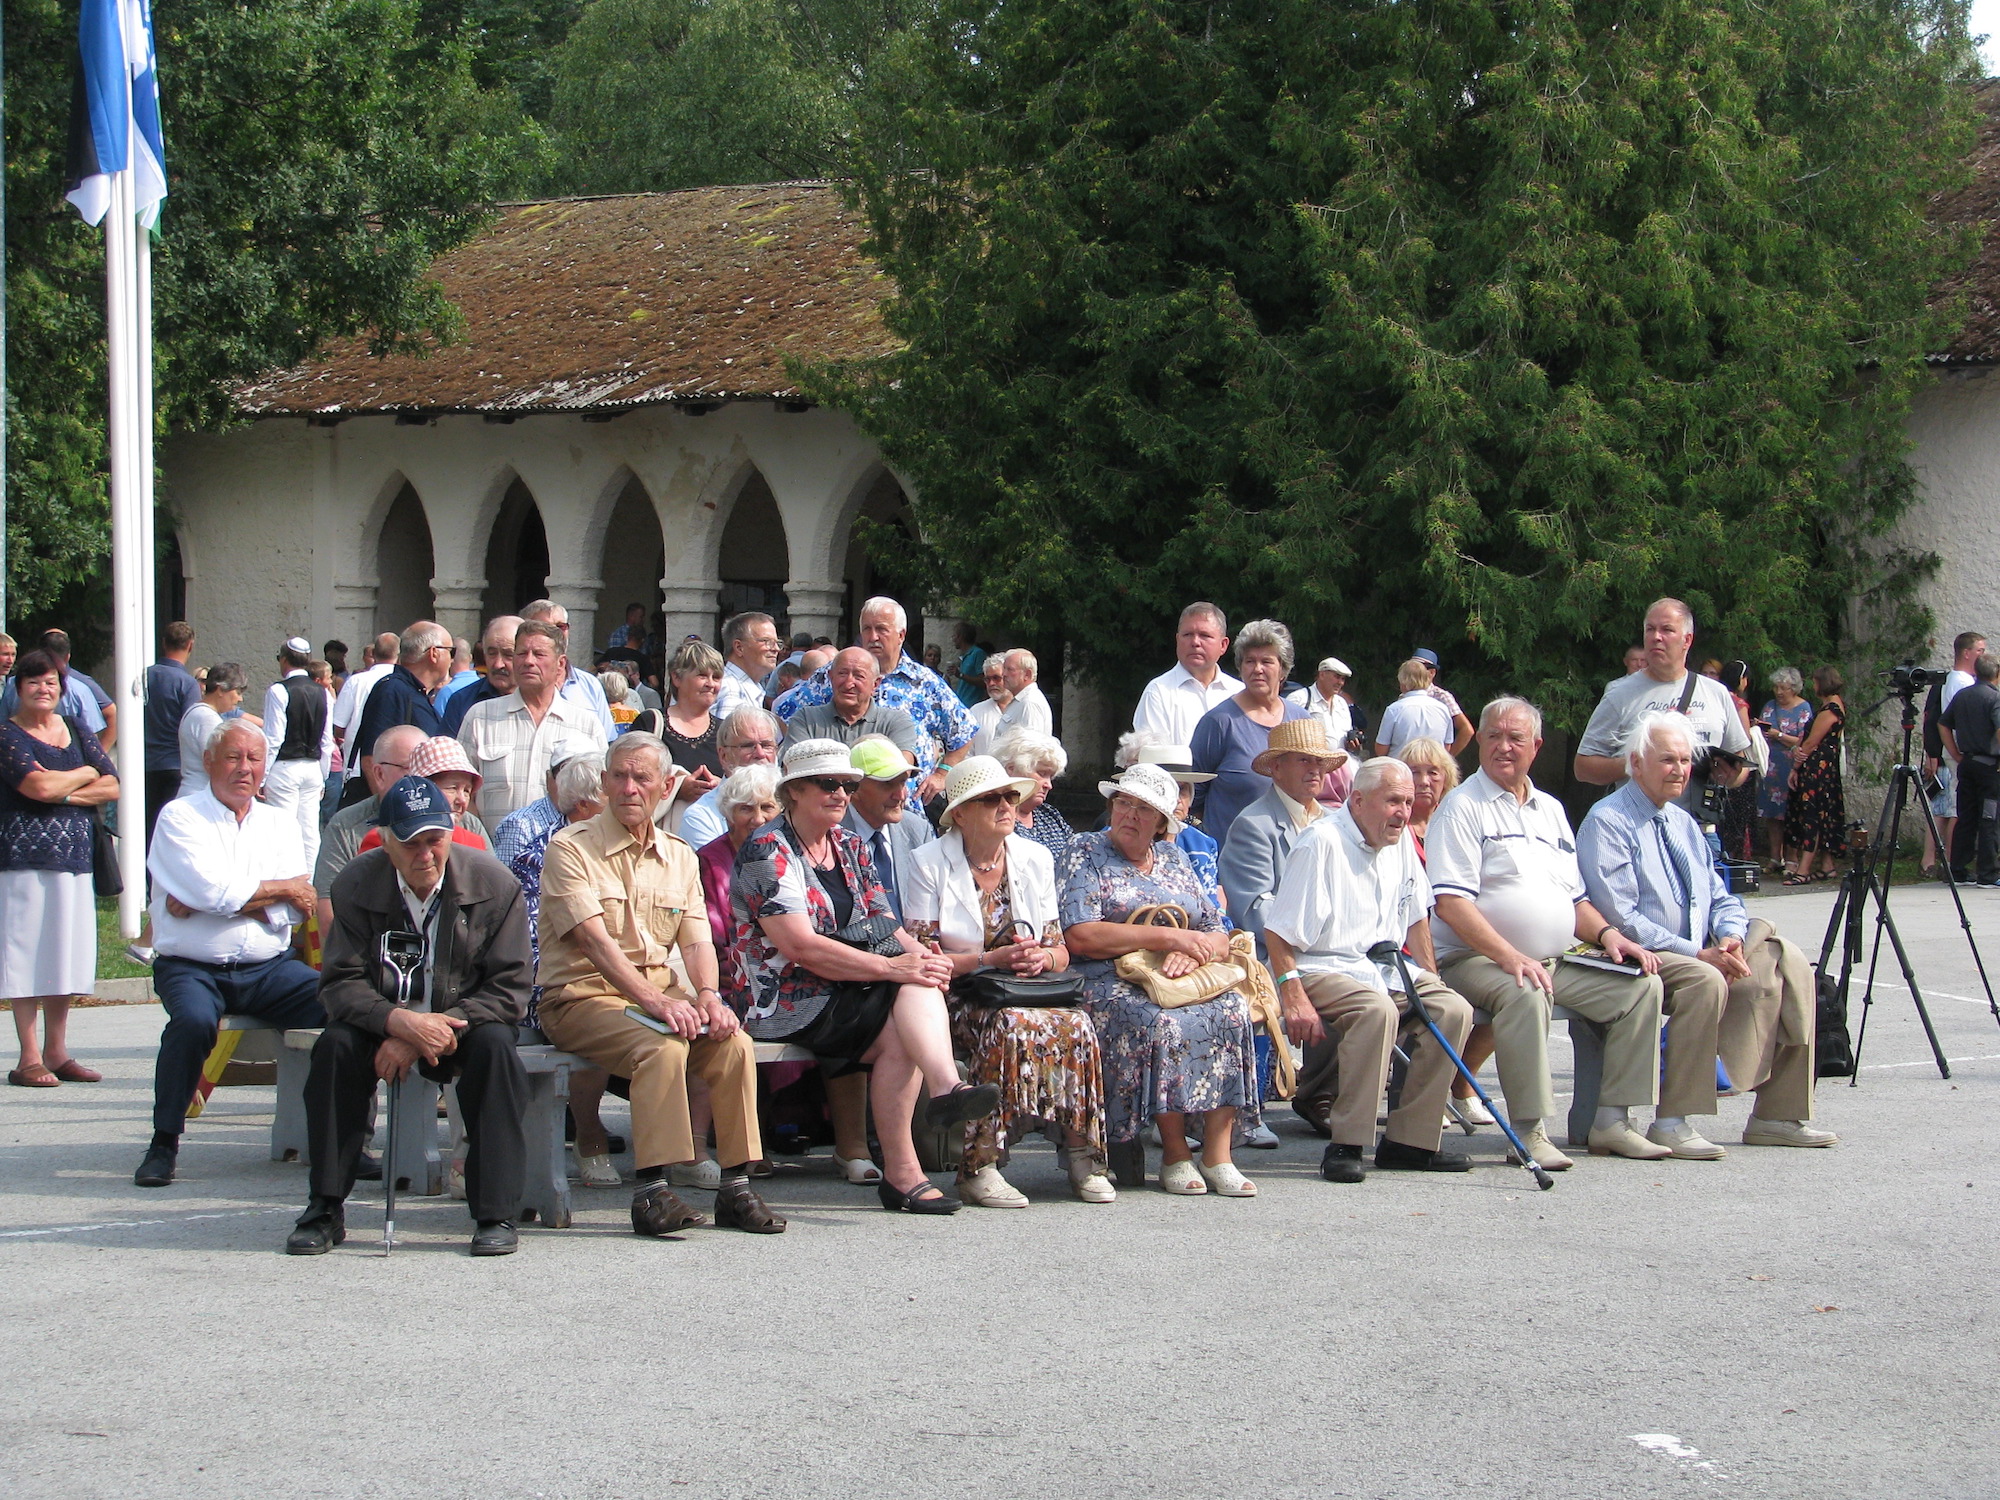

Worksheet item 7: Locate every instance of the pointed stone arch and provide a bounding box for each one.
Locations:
[374,480,436,634]
[480,476,551,623]
[839,467,923,647]
[716,465,791,634]
[596,469,668,655]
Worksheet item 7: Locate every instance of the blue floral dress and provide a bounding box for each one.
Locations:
[1758,698,1813,819]
[1057,831,1262,1145]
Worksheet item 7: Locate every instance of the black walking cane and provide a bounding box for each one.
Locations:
[376,930,429,1253]
[1365,942,1554,1191]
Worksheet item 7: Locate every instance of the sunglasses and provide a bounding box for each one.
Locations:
[806,777,857,795]
[967,790,1020,807]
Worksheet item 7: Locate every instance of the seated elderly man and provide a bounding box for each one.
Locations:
[1218,718,1347,956]
[136,721,326,1188]
[1429,697,1668,1170]
[315,722,429,934]
[288,777,533,1256]
[678,706,783,850]
[1265,759,1475,1181]
[780,648,923,763]
[536,732,784,1237]
[1577,712,1836,1157]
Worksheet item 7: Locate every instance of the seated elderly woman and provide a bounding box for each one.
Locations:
[731,739,998,1213]
[994,728,1073,865]
[1058,763,1263,1197]
[903,757,1112,1207]
[1116,733,1228,925]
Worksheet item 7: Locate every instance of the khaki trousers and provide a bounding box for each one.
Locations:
[1298,970,1473,1151]
[1654,918,1815,1121]
[1440,954,1663,1123]
[539,991,762,1171]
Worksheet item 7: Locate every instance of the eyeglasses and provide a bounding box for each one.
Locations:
[806,777,857,795]
[968,790,1020,807]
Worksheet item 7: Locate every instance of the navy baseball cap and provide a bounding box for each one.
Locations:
[378,775,454,841]
[1413,647,1440,667]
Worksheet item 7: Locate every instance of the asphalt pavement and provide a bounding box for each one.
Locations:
[2,884,1997,1498]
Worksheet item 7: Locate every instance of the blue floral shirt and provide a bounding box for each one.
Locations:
[773,651,977,779]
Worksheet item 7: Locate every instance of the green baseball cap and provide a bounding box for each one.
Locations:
[850,739,914,781]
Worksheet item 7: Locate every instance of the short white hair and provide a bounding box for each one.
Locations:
[1627,711,1695,769]
[719,705,781,748]
[995,728,1066,778]
[1005,648,1038,680]
[718,764,780,818]
[859,596,908,632]
[598,669,629,703]
[1348,756,1412,799]
[554,754,606,815]
[605,731,672,778]
[203,717,264,761]
[1479,696,1544,739]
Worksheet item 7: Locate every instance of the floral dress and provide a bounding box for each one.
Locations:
[905,845,1106,1173]
[731,816,893,1036]
[1014,801,1073,867]
[1056,831,1262,1145]
[1758,698,1813,819]
[1788,700,1847,853]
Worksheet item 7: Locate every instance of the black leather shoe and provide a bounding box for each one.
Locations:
[923,1082,1002,1128]
[1375,1139,1474,1173]
[713,1184,787,1234]
[355,1152,383,1182]
[286,1201,346,1255]
[134,1142,178,1188]
[1295,1095,1334,1139]
[1320,1143,1367,1183]
[631,1182,706,1237]
[470,1220,519,1256]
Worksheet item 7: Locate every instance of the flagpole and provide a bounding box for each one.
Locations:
[106,166,146,936]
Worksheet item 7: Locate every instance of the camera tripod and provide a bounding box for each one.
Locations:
[1816,686,2000,1080]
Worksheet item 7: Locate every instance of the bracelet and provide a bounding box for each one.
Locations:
[1593,924,1616,947]
[1276,969,1301,988]
[696,986,719,1000]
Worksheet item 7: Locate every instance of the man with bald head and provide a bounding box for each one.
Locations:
[137,720,326,1188]
[342,622,451,809]
[779,647,923,761]
[315,722,430,933]
[442,614,523,735]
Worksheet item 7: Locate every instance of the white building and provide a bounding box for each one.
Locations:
[160,181,925,680]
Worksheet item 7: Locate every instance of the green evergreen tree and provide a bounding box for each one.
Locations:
[814,0,1980,720]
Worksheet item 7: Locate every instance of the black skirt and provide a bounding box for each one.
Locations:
[781,981,898,1077]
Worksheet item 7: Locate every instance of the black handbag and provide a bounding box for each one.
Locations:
[951,969,1084,1008]
[91,808,122,899]
[831,915,905,956]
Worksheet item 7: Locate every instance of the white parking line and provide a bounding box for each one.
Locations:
[0,1206,291,1239]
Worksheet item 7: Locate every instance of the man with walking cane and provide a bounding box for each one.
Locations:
[287,776,533,1256]
[1263,758,1477,1184]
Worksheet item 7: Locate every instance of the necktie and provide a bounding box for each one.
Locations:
[1656,815,1694,936]
[872,828,900,917]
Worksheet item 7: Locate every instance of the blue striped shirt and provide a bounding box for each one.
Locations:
[1577,779,1746,957]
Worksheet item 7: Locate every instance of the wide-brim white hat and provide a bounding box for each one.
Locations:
[1096,763,1184,838]
[777,737,863,787]
[938,755,1037,828]
[1134,743,1215,784]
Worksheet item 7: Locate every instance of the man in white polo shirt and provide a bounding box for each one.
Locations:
[1265,757,1474,1183]
[1429,696,1668,1170]
[1133,602,1242,746]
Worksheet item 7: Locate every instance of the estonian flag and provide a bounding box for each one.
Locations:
[64,0,167,229]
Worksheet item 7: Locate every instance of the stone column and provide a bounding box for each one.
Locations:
[783,580,846,644]
[659,580,723,649]
[546,577,605,665]
[430,580,487,643]
[333,582,379,650]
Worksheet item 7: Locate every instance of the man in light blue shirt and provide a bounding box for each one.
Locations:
[1579,711,1835,1159]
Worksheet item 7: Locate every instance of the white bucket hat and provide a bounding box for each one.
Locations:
[1134,743,1215,785]
[777,737,863,787]
[1096,762,1184,838]
[938,755,1037,829]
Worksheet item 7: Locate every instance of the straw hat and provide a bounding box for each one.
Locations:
[1134,743,1215,785]
[938,755,1037,828]
[407,735,483,790]
[1250,718,1348,779]
[776,738,862,787]
[1095,763,1184,838]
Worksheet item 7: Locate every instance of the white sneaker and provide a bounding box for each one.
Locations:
[1742,1117,1839,1148]
[1453,1095,1495,1126]
[1646,1120,1727,1160]
[578,1152,622,1187]
[1506,1124,1574,1171]
[124,943,155,966]
[958,1163,1029,1208]
[669,1158,722,1190]
[1066,1155,1116,1203]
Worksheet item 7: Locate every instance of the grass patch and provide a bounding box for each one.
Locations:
[96,897,152,980]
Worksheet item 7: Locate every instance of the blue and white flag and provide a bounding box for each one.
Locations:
[64,0,167,229]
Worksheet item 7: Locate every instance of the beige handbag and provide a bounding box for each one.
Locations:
[1232,941,1298,1101]
[1114,905,1247,1008]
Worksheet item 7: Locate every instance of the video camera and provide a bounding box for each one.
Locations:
[1688,746,1760,895]
[1879,661,1948,695]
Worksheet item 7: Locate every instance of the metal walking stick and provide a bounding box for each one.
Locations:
[1365,942,1554,1191]
[376,930,428,1253]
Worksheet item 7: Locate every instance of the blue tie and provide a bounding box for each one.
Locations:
[1656,815,1694,934]
[872,828,900,918]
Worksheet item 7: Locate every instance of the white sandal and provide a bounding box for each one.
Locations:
[669,1158,722,1190]
[1197,1160,1257,1197]
[1158,1159,1208,1196]
[833,1151,884,1185]
[577,1153,622,1188]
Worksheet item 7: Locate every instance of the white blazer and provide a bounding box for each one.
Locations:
[904,831,1059,953]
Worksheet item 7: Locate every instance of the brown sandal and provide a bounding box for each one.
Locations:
[7,1064,60,1088]
[49,1060,102,1083]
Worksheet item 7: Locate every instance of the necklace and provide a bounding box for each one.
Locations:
[969,845,1006,875]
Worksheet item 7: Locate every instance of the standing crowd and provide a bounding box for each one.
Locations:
[0,591,1858,1255]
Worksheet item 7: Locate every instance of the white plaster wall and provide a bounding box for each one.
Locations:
[1901,370,2000,655]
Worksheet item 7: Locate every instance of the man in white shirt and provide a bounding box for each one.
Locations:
[457,620,609,826]
[520,599,615,737]
[331,633,399,792]
[1285,657,1354,750]
[716,611,781,721]
[1429,697,1668,1171]
[1375,659,1455,756]
[1266,757,1474,1182]
[262,636,335,872]
[136,720,326,1189]
[996,649,1053,736]
[1573,597,1754,818]
[967,656,1011,758]
[678,706,783,849]
[1133,602,1243,745]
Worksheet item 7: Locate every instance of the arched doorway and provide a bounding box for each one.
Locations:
[718,469,791,636]
[597,474,666,660]
[480,478,549,622]
[375,482,436,633]
[841,471,923,651]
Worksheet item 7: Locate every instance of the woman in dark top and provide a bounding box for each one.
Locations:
[663,639,726,778]
[1786,665,1848,884]
[0,648,120,1087]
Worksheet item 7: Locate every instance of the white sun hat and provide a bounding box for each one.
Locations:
[938,755,1037,829]
[1095,762,1184,838]
[1134,743,1216,785]
[776,737,863,787]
